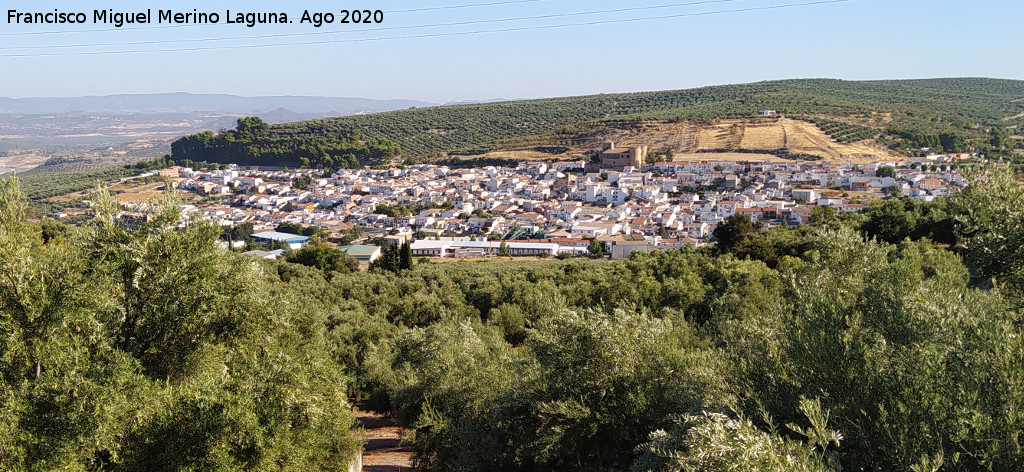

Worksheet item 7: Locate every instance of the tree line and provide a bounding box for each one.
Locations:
[171,116,401,171]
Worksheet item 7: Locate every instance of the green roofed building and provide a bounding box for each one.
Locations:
[337,244,382,263]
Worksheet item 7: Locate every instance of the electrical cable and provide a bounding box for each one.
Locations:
[0,0,750,48]
[0,0,552,36]
[0,0,857,58]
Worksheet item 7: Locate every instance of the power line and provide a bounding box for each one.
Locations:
[0,0,858,58]
[0,0,551,36]
[0,0,751,51]
[391,0,548,13]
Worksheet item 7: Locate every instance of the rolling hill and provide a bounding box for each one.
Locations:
[244,78,1024,162]
[475,117,893,164]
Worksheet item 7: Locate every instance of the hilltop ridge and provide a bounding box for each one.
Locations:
[175,78,1024,167]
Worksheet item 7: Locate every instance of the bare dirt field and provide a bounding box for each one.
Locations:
[669,152,790,162]
[0,151,50,170]
[780,119,891,163]
[739,123,786,149]
[46,178,191,204]
[695,123,742,150]
[471,150,561,160]
[108,180,169,203]
[425,255,553,263]
[47,188,100,203]
[593,123,698,153]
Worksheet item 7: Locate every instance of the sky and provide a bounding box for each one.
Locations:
[0,0,1022,102]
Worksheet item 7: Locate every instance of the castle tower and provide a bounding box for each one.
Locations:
[628,146,648,167]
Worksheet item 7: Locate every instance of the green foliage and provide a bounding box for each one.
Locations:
[336,198,1024,472]
[751,228,1024,470]
[725,225,817,270]
[172,117,401,170]
[375,203,410,218]
[712,213,758,253]
[376,201,453,217]
[292,173,313,190]
[285,244,358,276]
[368,310,731,472]
[220,222,254,245]
[369,241,412,273]
[860,197,956,245]
[990,127,1010,149]
[275,221,326,238]
[887,120,977,153]
[0,176,359,469]
[38,219,70,244]
[632,399,841,472]
[400,241,413,271]
[799,116,879,143]
[809,205,838,226]
[949,168,1024,298]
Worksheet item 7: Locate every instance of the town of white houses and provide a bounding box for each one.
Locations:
[92,140,974,263]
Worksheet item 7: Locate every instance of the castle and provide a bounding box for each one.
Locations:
[598,141,648,169]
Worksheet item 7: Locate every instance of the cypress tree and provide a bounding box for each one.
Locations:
[400,241,413,270]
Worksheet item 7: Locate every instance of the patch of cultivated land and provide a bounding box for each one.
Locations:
[780,119,891,162]
[670,152,790,162]
[45,188,95,203]
[468,150,560,160]
[0,151,50,170]
[595,121,700,152]
[427,256,553,263]
[695,123,742,150]
[739,123,786,149]
[479,118,896,164]
[781,119,841,159]
[46,178,192,204]
[108,180,171,203]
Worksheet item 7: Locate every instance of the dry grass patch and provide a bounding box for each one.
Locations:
[670,152,788,162]
[484,118,898,165]
[476,150,563,161]
[0,151,50,170]
[695,124,741,150]
[780,119,894,163]
[740,123,786,149]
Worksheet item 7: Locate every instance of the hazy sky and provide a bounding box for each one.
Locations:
[1,0,1021,102]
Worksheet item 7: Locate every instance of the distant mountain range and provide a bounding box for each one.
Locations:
[0,93,435,115]
[0,93,444,151]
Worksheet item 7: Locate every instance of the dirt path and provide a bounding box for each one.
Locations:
[354,403,415,472]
